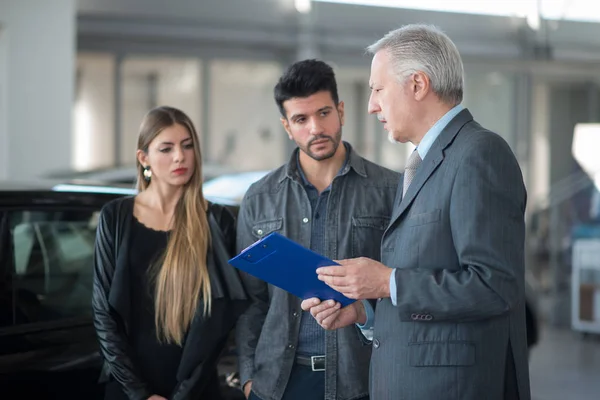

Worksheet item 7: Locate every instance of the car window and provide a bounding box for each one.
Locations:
[1,209,99,327]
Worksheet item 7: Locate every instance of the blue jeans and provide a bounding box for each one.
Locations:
[250,364,323,400]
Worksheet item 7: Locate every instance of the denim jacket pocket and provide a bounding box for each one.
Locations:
[351,216,390,260]
[251,217,283,239]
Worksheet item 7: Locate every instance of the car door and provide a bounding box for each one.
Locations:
[0,207,104,398]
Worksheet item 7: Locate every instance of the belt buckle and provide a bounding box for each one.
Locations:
[311,355,325,372]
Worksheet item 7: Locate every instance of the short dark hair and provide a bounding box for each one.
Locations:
[274,59,339,117]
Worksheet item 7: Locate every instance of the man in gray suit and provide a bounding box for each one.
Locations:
[301,24,531,400]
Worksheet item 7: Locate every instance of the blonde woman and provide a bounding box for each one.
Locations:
[92,106,249,400]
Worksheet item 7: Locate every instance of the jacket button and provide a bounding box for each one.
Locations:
[425,314,433,321]
[373,339,380,348]
[411,313,418,320]
[377,298,382,303]
[292,311,299,317]
[257,229,264,236]
[288,344,295,349]
[302,217,309,223]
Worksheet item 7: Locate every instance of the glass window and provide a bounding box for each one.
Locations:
[0,209,99,326]
[74,53,116,171]
[334,65,370,156]
[120,57,203,166]
[209,60,284,171]
[463,68,516,150]
[0,27,7,180]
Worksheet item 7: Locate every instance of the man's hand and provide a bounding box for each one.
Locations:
[243,381,252,399]
[301,298,366,330]
[317,257,392,300]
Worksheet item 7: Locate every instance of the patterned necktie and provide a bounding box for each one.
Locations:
[403,149,422,197]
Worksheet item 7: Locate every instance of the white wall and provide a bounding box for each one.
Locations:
[0,0,75,180]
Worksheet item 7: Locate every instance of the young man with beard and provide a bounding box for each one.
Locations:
[235,59,399,400]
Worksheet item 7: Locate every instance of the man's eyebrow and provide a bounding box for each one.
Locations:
[290,106,333,120]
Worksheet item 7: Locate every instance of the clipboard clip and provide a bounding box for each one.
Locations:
[242,242,277,264]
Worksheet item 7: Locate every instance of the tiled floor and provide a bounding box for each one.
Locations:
[529,324,600,400]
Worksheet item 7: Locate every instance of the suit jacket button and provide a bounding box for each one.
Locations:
[411,313,418,320]
[426,314,433,321]
[377,298,383,303]
[373,339,380,349]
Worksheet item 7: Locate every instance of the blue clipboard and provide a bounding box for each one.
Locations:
[229,232,355,307]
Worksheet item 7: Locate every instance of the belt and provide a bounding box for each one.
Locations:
[295,355,325,372]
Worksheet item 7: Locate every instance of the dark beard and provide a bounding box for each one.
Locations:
[302,128,342,161]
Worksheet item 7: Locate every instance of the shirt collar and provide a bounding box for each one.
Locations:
[416,103,464,160]
[282,141,366,184]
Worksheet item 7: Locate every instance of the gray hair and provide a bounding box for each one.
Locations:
[367,24,464,105]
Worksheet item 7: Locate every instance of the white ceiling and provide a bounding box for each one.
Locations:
[76,0,600,64]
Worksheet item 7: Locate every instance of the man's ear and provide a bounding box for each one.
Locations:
[412,72,431,101]
[337,101,345,126]
[281,117,293,140]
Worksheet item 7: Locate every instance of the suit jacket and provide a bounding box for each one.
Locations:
[92,196,249,400]
[371,109,531,400]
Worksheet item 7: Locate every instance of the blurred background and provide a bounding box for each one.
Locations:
[1,1,600,399]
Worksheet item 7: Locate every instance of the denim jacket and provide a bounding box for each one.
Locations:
[235,143,399,400]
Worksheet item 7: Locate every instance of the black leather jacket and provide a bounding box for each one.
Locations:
[92,196,249,400]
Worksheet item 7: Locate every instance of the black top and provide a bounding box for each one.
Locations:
[93,197,250,400]
[128,217,182,397]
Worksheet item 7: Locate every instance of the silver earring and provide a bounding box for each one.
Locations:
[143,166,152,181]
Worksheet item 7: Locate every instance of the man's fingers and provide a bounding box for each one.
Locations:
[307,299,339,317]
[320,310,344,329]
[314,304,341,324]
[333,258,356,266]
[315,265,347,276]
[318,274,352,288]
[300,297,321,311]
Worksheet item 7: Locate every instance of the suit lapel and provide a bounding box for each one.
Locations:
[387,109,474,230]
[389,150,443,224]
[391,174,404,211]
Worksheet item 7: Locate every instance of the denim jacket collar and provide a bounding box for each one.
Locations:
[278,141,367,184]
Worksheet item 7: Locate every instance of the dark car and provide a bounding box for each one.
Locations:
[0,181,131,398]
[0,181,243,399]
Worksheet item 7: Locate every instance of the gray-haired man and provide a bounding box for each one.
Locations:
[303,24,532,400]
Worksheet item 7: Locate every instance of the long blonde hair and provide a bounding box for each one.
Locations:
[136,106,211,345]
